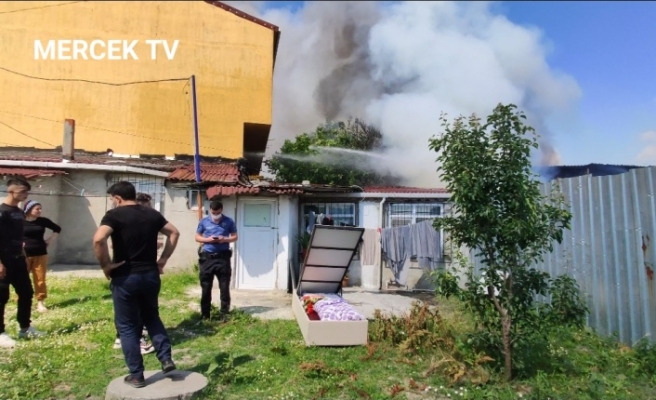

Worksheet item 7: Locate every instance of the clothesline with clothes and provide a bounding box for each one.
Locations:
[303,210,443,286]
[377,220,442,286]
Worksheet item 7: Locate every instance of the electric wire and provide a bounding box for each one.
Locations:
[0,109,236,153]
[0,1,83,15]
[0,118,56,147]
[0,66,190,86]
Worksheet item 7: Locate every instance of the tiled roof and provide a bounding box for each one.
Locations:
[363,186,448,194]
[167,163,241,183]
[0,167,67,179]
[206,185,303,198]
[0,148,238,173]
[205,182,360,198]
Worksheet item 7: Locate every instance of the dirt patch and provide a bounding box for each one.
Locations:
[160,299,188,308]
[54,384,71,392]
[176,353,201,367]
[172,347,191,355]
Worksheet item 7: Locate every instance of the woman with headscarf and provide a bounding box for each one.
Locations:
[22,200,61,312]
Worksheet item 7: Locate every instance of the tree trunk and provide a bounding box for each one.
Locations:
[501,312,512,381]
[489,283,513,382]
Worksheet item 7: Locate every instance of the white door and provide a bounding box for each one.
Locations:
[236,199,278,289]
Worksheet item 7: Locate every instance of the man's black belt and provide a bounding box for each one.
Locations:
[0,252,24,259]
[201,250,232,259]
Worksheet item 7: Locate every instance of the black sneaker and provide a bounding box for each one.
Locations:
[161,359,176,374]
[124,374,146,388]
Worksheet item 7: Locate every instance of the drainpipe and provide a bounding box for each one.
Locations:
[378,197,387,290]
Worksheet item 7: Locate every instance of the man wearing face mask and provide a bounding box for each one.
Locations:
[195,199,238,321]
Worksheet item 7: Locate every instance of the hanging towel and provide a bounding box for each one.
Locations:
[409,220,442,270]
[381,225,411,285]
[360,229,381,267]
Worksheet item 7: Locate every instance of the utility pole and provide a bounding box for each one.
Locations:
[190,75,203,221]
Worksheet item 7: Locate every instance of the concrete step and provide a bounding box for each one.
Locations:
[105,370,208,400]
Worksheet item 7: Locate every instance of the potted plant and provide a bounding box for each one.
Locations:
[296,232,311,263]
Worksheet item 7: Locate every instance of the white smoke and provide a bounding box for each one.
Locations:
[636,130,656,165]
[227,1,580,187]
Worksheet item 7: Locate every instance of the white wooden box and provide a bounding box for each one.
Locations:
[291,225,368,346]
[292,287,368,346]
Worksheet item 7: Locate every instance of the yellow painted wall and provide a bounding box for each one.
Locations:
[0,1,275,159]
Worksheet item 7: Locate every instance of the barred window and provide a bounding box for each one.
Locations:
[108,174,166,212]
[302,202,357,232]
[387,203,442,228]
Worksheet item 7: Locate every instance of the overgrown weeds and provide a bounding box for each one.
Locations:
[1,272,655,400]
[369,301,455,353]
[368,294,656,399]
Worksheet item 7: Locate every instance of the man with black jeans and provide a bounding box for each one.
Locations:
[0,177,45,348]
[93,181,180,388]
[195,199,238,321]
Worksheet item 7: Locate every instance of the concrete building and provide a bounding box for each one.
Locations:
[0,153,450,292]
[0,1,278,171]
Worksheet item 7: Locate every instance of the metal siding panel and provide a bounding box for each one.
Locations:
[620,172,639,344]
[587,177,602,327]
[462,167,656,345]
[631,169,651,343]
[646,168,656,340]
[579,175,593,328]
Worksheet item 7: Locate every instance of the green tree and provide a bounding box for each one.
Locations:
[264,118,400,186]
[428,104,572,381]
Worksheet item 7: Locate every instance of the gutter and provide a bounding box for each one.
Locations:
[0,160,170,178]
[378,197,386,291]
[311,192,451,199]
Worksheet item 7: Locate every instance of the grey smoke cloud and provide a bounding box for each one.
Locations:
[226,1,580,186]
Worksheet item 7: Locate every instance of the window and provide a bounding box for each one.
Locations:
[387,203,442,228]
[108,175,165,212]
[301,202,357,232]
[188,189,204,210]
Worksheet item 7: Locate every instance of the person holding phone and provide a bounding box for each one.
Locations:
[194,199,238,321]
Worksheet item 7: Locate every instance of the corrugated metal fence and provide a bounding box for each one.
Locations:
[469,166,656,346]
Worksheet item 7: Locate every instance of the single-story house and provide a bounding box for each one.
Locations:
[0,146,451,292]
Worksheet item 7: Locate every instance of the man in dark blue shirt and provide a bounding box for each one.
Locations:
[195,199,238,320]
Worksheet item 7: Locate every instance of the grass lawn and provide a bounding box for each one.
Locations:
[1,272,655,400]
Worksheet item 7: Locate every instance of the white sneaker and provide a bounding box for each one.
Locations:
[0,333,16,348]
[18,326,45,339]
[37,301,48,313]
[140,338,155,355]
[113,338,122,349]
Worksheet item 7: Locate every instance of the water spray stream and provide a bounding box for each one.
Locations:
[309,146,388,161]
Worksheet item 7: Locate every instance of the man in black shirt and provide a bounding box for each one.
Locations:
[0,177,45,348]
[93,181,180,388]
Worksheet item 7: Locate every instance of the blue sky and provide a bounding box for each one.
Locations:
[262,1,656,166]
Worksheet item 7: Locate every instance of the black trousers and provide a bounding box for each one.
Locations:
[199,252,232,318]
[0,254,34,333]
